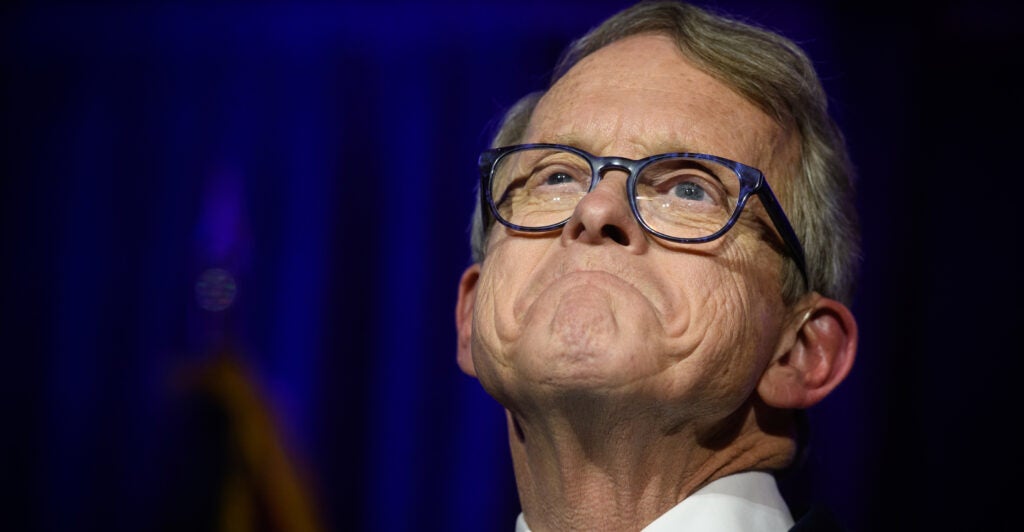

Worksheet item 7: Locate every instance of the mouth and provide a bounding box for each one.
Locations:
[557,268,638,290]
[513,258,654,324]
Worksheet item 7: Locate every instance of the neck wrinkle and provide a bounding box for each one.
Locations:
[507,404,795,532]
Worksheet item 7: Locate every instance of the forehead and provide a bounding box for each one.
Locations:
[524,33,796,174]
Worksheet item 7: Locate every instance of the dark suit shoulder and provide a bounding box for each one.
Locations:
[789,505,848,532]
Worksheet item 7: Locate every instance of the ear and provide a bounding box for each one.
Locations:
[455,264,481,377]
[757,294,857,409]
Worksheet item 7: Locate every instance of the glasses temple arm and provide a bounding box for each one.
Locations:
[756,185,809,288]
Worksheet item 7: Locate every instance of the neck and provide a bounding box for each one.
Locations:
[507,399,795,531]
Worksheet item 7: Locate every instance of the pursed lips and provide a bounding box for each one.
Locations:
[511,251,670,325]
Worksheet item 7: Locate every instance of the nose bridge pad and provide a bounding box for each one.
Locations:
[568,162,637,246]
[593,162,632,197]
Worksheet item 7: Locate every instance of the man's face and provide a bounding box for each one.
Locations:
[460,33,802,425]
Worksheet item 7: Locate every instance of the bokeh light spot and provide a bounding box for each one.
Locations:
[195,268,237,311]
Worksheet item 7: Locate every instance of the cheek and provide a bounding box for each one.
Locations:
[657,253,785,411]
[468,235,543,370]
[704,243,786,362]
[655,251,743,344]
[481,231,558,338]
[467,269,514,406]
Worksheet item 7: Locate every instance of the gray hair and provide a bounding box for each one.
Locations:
[469,0,861,305]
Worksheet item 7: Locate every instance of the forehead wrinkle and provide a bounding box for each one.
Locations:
[532,118,777,169]
[530,100,774,168]
[526,33,795,178]
[527,108,712,161]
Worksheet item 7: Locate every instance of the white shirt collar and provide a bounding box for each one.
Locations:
[515,471,793,532]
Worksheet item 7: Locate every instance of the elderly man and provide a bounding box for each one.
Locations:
[454,1,859,530]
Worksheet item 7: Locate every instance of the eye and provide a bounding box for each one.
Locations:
[658,173,722,207]
[527,165,588,191]
[635,163,730,214]
[671,181,708,202]
[544,172,576,186]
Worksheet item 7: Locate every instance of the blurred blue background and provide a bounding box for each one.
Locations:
[2,1,1021,531]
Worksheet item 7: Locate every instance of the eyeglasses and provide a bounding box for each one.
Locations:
[479,143,808,283]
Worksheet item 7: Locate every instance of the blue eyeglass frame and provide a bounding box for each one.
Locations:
[479,143,808,285]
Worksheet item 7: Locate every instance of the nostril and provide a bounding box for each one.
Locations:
[601,224,629,246]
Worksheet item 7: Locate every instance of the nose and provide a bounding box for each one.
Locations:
[561,170,648,252]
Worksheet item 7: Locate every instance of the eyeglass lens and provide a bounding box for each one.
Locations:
[490,146,740,239]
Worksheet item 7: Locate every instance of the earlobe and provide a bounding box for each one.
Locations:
[758,294,858,409]
[455,264,481,377]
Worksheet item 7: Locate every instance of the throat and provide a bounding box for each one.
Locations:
[505,402,797,531]
[506,410,708,531]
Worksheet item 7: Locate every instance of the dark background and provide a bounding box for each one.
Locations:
[2,1,1021,531]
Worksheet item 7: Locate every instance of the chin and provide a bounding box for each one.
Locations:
[518,339,657,394]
